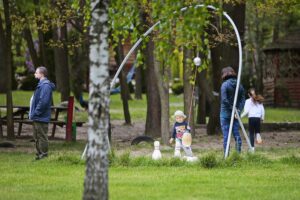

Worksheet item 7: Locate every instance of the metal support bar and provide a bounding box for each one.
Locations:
[234,108,252,149]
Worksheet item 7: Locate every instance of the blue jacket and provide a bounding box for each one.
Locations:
[220,77,245,119]
[29,79,55,123]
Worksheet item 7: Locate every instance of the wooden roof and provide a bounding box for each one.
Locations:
[264,30,300,51]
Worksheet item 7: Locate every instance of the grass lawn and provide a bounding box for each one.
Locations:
[1,90,300,122]
[1,91,300,199]
[0,146,300,200]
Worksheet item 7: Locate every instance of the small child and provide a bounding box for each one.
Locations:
[169,110,193,157]
[241,88,265,151]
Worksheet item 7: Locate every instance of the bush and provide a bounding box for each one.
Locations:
[108,150,117,166]
[118,152,131,167]
[200,153,218,169]
[244,153,272,166]
[168,157,186,167]
[171,82,184,95]
[280,155,300,165]
[50,153,84,165]
[223,152,243,167]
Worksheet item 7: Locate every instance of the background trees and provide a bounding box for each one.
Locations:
[0,0,14,139]
[244,0,300,93]
[0,0,299,139]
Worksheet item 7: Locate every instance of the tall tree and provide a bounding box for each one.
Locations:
[83,0,110,199]
[53,23,70,102]
[207,2,246,135]
[0,0,14,139]
[143,36,162,137]
[114,38,132,125]
[134,60,143,100]
[153,53,170,144]
[52,0,71,101]
[33,0,47,66]
[140,5,161,137]
[0,10,7,93]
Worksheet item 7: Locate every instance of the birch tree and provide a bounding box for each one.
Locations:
[83,0,110,199]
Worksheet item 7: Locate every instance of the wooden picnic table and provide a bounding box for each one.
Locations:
[0,105,81,138]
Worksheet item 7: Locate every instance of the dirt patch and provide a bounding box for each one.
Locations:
[1,120,300,153]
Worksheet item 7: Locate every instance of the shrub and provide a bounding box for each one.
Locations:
[244,153,272,166]
[51,153,84,165]
[108,150,117,166]
[200,153,218,169]
[280,155,300,165]
[223,151,243,167]
[118,152,131,167]
[171,82,184,95]
[168,157,186,167]
[130,156,154,167]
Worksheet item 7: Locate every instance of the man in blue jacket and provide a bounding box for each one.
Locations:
[29,66,55,160]
[220,66,245,156]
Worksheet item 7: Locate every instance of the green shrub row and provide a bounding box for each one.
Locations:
[47,151,300,169]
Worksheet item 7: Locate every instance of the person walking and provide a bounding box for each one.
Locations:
[220,66,245,155]
[29,66,55,160]
[241,88,265,151]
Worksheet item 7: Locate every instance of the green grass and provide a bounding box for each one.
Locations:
[0,147,300,200]
[1,91,300,122]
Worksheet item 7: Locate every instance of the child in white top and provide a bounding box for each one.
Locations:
[241,88,265,149]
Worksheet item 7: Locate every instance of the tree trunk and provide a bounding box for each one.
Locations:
[196,69,207,124]
[143,37,161,137]
[33,0,47,67]
[153,57,170,144]
[69,8,90,100]
[114,38,131,125]
[139,6,161,137]
[253,7,264,94]
[0,15,7,93]
[1,0,14,139]
[183,47,195,135]
[71,44,88,103]
[208,45,222,135]
[83,0,109,199]
[23,27,40,68]
[134,64,143,100]
[53,24,70,102]
[208,2,245,135]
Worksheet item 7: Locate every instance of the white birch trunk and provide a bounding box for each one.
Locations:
[83,0,110,199]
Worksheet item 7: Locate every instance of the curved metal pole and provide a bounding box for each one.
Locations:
[110,21,160,89]
[110,4,212,89]
[110,5,243,159]
[223,12,243,158]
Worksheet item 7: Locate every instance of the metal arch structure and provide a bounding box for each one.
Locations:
[110,4,246,159]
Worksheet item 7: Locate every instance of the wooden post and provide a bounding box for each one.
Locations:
[66,96,74,141]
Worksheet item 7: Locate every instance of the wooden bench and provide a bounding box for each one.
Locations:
[0,118,85,138]
[0,105,85,138]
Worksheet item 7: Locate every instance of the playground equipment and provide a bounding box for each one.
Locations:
[82,4,252,159]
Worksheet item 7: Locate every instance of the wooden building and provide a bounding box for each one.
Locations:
[263,31,300,107]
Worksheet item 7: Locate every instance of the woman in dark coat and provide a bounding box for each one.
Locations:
[220,66,245,155]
